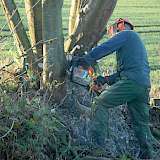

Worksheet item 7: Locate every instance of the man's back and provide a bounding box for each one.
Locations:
[116,30,150,87]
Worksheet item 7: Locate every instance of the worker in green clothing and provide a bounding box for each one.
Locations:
[74,18,159,159]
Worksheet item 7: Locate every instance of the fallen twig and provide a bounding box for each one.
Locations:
[0,119,15,139]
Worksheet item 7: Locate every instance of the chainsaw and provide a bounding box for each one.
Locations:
[67,54,106,94]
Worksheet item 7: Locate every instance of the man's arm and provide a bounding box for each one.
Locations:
[84,31,128,65]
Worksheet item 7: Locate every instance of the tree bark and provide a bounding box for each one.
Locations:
[68,0,81,36]
[25,0,43,67]
[65,0,117,54]
[42,0,67,102]
[0,0,34,70]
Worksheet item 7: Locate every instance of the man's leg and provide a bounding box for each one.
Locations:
[89,79,139,146]
[127,101,159,159]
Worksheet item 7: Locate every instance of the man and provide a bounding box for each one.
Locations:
[75,18,159,159]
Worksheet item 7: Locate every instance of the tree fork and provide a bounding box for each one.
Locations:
[65,0,117,54]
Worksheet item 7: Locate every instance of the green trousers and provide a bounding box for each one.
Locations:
[90,78,159,158]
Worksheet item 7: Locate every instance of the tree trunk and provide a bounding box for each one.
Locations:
[65,0,117,54]
[68,0,80,36]
[25,0,43,69]
[0,0,34,70]
[42,0,67,102]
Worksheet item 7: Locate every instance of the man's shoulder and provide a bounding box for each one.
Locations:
[122,30,140,38]
[117,30,141,41]
[119,30,138,36]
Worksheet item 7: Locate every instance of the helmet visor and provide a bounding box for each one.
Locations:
[108,23,117,37]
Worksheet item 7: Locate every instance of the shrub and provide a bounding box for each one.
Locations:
[0,90,75,160]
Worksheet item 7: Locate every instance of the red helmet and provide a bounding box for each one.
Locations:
[108,18,134,36]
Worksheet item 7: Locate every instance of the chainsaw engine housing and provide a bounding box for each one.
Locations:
[70,66,92,87]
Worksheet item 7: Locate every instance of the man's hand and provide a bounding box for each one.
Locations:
[91,83,103,94]
[91,75,109,94]
[93,75,108,86]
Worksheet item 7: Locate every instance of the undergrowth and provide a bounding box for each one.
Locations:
[0,79,159,160]
[0,88,78,160]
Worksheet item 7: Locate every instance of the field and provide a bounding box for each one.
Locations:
[0,0,160,97]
